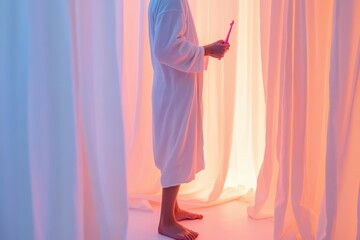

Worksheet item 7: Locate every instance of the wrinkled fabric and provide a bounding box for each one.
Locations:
[249,0,360,239]
[148,0,208,187]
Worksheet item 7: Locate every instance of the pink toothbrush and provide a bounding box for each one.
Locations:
[224,20,234,44]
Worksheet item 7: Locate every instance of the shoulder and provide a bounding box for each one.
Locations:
[157,0,185,14]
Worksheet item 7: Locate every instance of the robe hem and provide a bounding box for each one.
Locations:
[160,166,205,188]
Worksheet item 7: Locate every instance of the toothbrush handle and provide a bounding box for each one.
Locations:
[224,21,234,44]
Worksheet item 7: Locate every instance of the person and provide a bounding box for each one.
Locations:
[148,0,230,239]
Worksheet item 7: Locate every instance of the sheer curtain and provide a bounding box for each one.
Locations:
[124,0,359,239]
[1,0,359,239]
[249,0,360,239]
[1,0,127,239]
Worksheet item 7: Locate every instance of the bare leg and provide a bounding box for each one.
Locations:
[158,185,199,240]
[175,201,203,221]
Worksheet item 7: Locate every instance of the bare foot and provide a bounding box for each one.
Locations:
[175,207,203,221]
[158,220,198,240]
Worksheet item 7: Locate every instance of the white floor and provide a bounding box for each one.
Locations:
[127,200,273,240]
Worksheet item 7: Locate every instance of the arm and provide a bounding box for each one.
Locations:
[153,11,206,73]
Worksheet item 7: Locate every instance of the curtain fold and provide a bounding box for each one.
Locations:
[0,1,34,239]
[69,0,128,239]
[316,1,360,238]
[250,0,359,239]
[0,1,128,239]
[28,1,78,239]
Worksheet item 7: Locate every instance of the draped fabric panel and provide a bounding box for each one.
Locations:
[317,1,360,238]
[1,0,359,239]
[0,1,34,239]
[250,0,360,239]
[0,0,128,239]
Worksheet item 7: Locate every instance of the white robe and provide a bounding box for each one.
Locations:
[148,0,208,187]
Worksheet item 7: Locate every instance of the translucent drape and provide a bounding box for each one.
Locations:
[0,0,127,239]
[317,1,360,238]
[249,0,360,239]
[1,0,359,239]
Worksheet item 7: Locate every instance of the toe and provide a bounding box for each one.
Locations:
[188,230,198,239]
[179,234,188,240]
[184,233,192,240]
[187,233,196,240]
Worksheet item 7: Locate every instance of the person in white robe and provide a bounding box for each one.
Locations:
[148,0,230,239]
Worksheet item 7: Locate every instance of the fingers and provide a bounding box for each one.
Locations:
[217,43,230,51]
[223,43,230,56]
[223,43,230,51]
[208,41,231,59]
[220,44,230,57]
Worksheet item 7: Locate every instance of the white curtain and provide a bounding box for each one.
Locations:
[1,0,359,239]
[0,0,127,239]
[249,0,360,239]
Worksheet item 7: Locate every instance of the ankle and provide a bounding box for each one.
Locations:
[159,215,177,226]
[174,206,179,214]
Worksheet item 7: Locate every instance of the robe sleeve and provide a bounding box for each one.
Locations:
[153,10,208,73]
